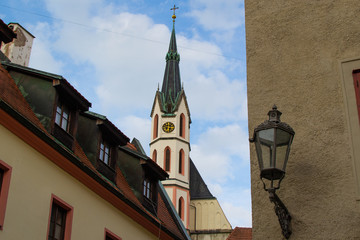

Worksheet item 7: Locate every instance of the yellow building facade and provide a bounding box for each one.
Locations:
[0,20,190,240]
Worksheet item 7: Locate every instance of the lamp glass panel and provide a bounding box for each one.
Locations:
[275,128,292,171]
[258,129,275,169]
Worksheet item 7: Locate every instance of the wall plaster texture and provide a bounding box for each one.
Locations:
[245,1,360,239]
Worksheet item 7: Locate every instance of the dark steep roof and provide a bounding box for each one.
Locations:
[190,159,215,200]
[160,23,182,113]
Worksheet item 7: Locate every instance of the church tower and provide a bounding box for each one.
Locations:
[150,7,191,228]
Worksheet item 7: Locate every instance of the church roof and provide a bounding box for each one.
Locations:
[160,21,182,113]
[190,159,215,200]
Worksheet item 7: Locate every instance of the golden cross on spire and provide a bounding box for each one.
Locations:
[171,4,179,22]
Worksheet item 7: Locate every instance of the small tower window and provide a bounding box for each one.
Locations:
[179,114,185,138]
[152,150,157,163]
[164,147,171,172]
[153,114,159,139]
[179,149,184,175]
[178,197,184,220]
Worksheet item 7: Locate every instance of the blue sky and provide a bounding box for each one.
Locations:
[0,0,251,227]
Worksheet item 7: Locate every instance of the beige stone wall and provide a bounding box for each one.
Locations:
[245,1,360,239]
[189,199,232,240]
[0,125,157,240]
[150,94,191,227]
[190,232,231,240]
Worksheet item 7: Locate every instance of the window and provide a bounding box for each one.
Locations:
[152,150,157,163]
[48,203,66,240]
[178,197,184,220]
[0,160,12,230]
[142,177,158,214]
[153,114,158,139]
[164,147,171,172]
[179,149,184,175]
[179,114,185,138]
[105,228,122,240]
[0,169,3,193]
[353,70,360,123]
[340,59,360,198]
[47,195,73,240]
[99,140,111,165]
[143,178,152,199]
[55,102,70,132]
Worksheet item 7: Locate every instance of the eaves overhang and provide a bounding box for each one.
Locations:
[0,100,183,240]
[1,61,92,111]
[82,111,130,145]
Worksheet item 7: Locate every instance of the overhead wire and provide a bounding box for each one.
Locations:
[0,4,242,61]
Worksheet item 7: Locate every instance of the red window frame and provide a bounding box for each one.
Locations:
[178,197,184,220]
[179,114,185,138]
[179,149,184,175]
[153,114,159,139]
[47,194,73,240]
[352,70,360,123]
[0,160,12,230]
[105,228,122,240]
[152,150,157,163]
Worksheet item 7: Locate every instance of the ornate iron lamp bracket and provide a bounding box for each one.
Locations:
[268,189,292,239]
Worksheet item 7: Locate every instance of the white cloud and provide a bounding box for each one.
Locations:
[28,22,64,74]
[22,0,251,227]
[191,124,250,183]
[222,188,252,227]
[115,115,151,154]
[187,0,244,42]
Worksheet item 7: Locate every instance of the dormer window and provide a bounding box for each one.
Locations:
[142,176,157,214]
[99,140,111,165]
[55,102,70,132]
[143,178,153,199]
[140,158,168,216]
[53,99,75,150]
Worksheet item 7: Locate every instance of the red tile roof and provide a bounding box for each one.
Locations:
[227,227,252,240]
[0,65,46,132]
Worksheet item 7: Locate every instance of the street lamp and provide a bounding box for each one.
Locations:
[250,105,295,239]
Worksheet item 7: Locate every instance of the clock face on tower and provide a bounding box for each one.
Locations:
[162,122,175,133]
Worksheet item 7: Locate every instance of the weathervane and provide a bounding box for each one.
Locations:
[171,4,179,22]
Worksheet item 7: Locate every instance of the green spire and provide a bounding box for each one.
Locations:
[161,5,181,113]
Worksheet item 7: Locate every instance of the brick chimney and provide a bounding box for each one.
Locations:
[1,22,35,67]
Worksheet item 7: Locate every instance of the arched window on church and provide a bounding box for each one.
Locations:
[152,150,157,163]
[153,114,158,139]
[179,113,185,138]
[178,197,184,220]
[164,147,171,172]
[179,149,184,175]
